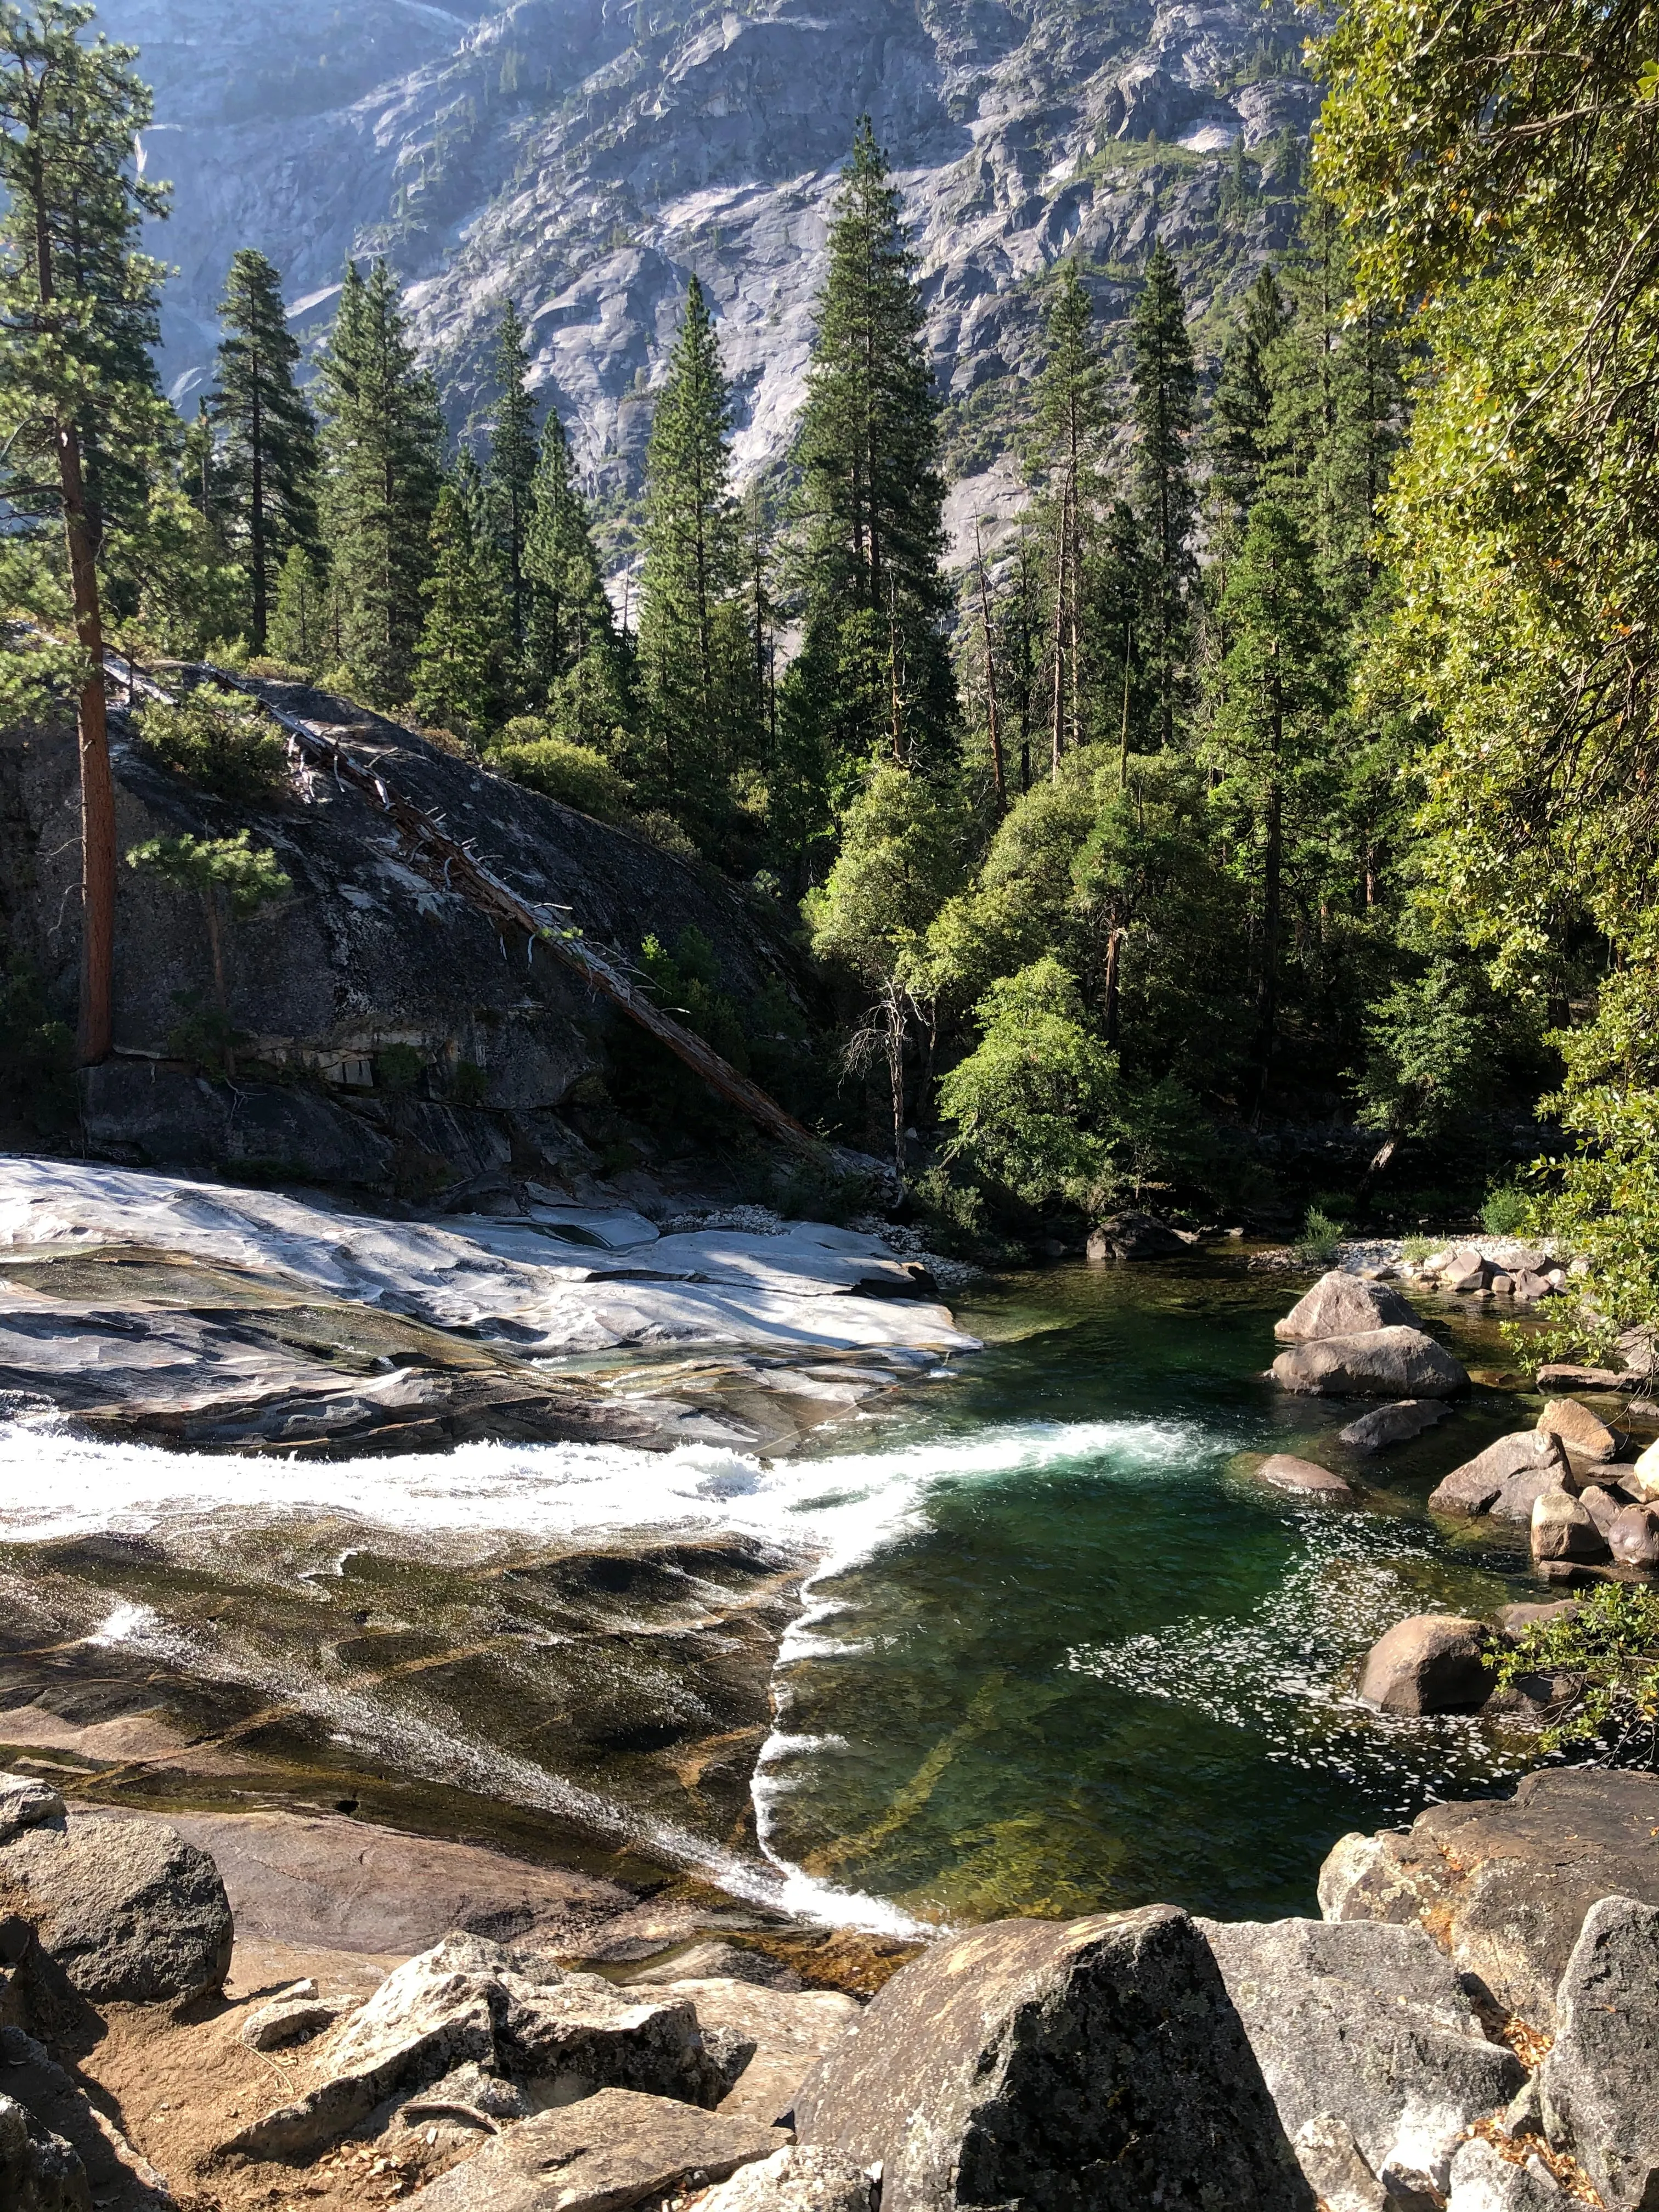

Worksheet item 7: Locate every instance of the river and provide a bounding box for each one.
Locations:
[0,1252,1551,1934]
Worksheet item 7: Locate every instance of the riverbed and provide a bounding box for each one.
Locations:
[0,1251,1553,1935]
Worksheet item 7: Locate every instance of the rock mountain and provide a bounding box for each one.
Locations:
[105,0,1316,527]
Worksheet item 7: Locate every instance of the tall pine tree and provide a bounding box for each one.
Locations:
[1129,237,1197,749]
[485,301,538,666]
[413,476,507,742]
[522,409,623,748]
[208,248,319,651]
[1209,267,1286,543]
[1029,261,1109,775]
[316,258,443,707]
[785,119,955,792]
[636,275,746,813]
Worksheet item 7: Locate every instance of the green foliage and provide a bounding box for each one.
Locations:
[522,409,627,749]
[134,687,289,803]
[413,477,508,742]
[452,1059,489,1107]
[487,721,634,821]
[163,989,245,1079]
[1129,238,1198,747]
[269,544,329,670]
[1294,1207,1343,1265]
[0,958,74,1133]
[126,830,291,916]
[376,1042,424,1093]
[772,1159,877,1227]
[1480,1181,1533,1237]
[1488,1585,1659,1763]
[638,926,749,1070]
[1400,1234,1435,1265]
[210,247,320,651]
[484,301,539,662]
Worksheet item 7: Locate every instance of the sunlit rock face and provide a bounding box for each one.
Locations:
[106,0,1314,518]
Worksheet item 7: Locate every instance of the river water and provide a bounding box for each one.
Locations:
[0,1256,1551,1933]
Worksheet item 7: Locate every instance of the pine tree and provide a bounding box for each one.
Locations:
[208,247,319,651]
[523,411,618,714]
[270,544,329,668]
[785,118,955,787]
[1209,267,1286,540]
[636,274,746,811]
[1029,262,1109,775]
[413,478,507,742]
[0,0,171,1063]
[1128,237,1197,749]
[315,258,443,707]
[484,301,539,667]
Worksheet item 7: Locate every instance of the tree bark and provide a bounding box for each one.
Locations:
[1103,925,1125,1049]
[60,420,115,1066]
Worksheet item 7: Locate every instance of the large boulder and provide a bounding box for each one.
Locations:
[1199,1917,1525,2199]
[1427,1432,1566,1517]
[1356,1616,1494,1716]
[639,1977,860,2128]
[1624,1434,1659,1504]
[1530,1486,1607,1564]
[0,1803,232,2003]
[1271,1328,1469,1399]
[408,2087,787,2212]
[1338,1399,1451,1452]
[793,1905,1312,2211]
[699,2145,873,2212]
[1538,1895,1659,2211]
[0,2092,89,2212]
[1446,2138,1568,2210]
[1253,1454,1355,1501]
[1318,1768,1659,2026]
[1607,1502,1659,1569]
[1536,1399,1617,1465]
[1275,1271,1417,1342]
[1088,1211,1187,1261]
[223,1932,733,2162]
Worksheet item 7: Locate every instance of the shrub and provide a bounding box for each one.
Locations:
[1488,1584,1659,1763]
[452,1059,489,1107]
[1401,1234,1436,1265]
[632,808,701,862]
[376,1042,424,1094]
[0,958,74,1133]
[487,721,634,822]
[135,685,289,803]
[1294,1206,1343,1265]
[1480,1181,1533,1237]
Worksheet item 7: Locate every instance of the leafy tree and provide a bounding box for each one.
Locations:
[785,119,955,799]
[1128,237,1197,749]
[413,479,507,742]
[487,720,634,821]
[484,300,539,665]
[208,248,320,650]
[636,275,748,816]
[315,257,443,707]
[0,0,170,1062]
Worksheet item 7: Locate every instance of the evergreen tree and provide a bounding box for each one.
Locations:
[1128,237,1197,749]
[523,409,623,746]
[413,478,506,742]
[1029,262,1109,775]
[785,119,955,792]
[1209,267,1287,540]
[270,544,329,668]
[208,247,319,651]
[315,258,443,707]
[484,301,539,666]
[636,275,747,811]
[0,0,170,1063]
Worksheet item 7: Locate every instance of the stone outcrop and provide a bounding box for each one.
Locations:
[407,2087,787,2212]
[699,2143,874,2212]
[1537,1895,1659,2212]
[1356,1616,1494,1716]
[1428,1432,1568,1519]
[0,1806,232,2004]
[1271,1327,1469,1398]
[1088,1210,1188,1260]
[1339,1399,1451,1451]
[794,1905,1312,2211]
[1200,1917,1524,2199]
[629,1977,860,2128]
[1318,1767,1659,2026]
[1275,1271,1417,1342]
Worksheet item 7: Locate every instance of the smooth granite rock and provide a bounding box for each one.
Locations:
[647,1978,861,2128]
[1536,1399,1617,1463]
[1272,1327,1469,1399]
[1538,1895,1659,2211]
[1338,1400,1452,1451]
[698,2145,874,2212]
[794,1905,1313,2211]
[1276,1271,1418,1342]
[1530,1486,1607,1564]
[1357,1616,1493,1715]
[1427,1432,1567,1517]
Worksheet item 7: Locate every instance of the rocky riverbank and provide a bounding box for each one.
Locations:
[5,1759,1656,2210]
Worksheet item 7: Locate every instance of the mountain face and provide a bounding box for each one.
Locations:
[105,0,1316,520]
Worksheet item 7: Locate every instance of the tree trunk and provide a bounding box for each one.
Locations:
[60,420,115,1067]
[250,371,267,650]
[1049,473,1069,781]
[1103,925,1125,1049]
[976,520,1006,814]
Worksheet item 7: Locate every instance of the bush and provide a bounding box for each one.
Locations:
[376,1042,424,1094]
[1480,1180,1533,1236]
[1401,1233,1436,1265]
[487,723,634,822]
[1488,1584,1659,1763]
[452,1059,489,1107]
[1294,1206,1343,1265]
[0,959,74,1133]
[136,685,289,803]
[632,808,701,862]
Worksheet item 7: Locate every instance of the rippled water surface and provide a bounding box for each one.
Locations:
[0,1257,1553,1930]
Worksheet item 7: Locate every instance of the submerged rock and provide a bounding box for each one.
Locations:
[1538,1895,1659,2211]
[1253,1454,1355,1501]
[0,1801,232,2004]
[1271,1327,1469,1399]
[1357,1616,1493,1716]
[794,1905,1312,2210]
[1275,1271,1417,1342]
[625,1943,804,1993]
[1200,1917,1525,2198]
[1428,1432,1568,1519]
[408,2087,786,2212]
[1318,1767,1659,2027]
[1338,1399,1451,1451]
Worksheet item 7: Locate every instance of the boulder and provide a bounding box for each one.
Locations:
[1575,1482,1624,1536]
[1357,1617,1493,1716]
[240,1980,357,2051]
[0,2093,89,2212]
[793,1905,1312,2211]
[1318,1767,1659,2026]
[1623,1435,1659,1504]
[1536,1399,1616,1464]
[1495,1601,1579,1637]
[1427,1432,1567,1518]
[1445,2138,1567,2210]
[1607,1502,1659,1570]
[1539,1895,1659,2211]
[223,1932,729,2162]
[646,1978,860,2128]
[1535,1364,1624,1390]
[1530,1487,1607,1564]
[1271,1328,1469,1399]
[1440,1248,1488,1293]
[0,1808,232,2003]
[1254,1454,1355,1500]
[1200,1917,1525,2198]
[1089,1211,1188,1261]
[1511,1269,1558,1302]
[1338,1400,1452,1451]
[1275,1272,1418,1343]
[625,1943,804,1993]
[407,2087,787,2212]
[698,2145,873,2212]
[0,1778,64,1848]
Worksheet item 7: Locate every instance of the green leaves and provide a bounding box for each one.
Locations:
[126,830,291,918]
[134,685,289,803]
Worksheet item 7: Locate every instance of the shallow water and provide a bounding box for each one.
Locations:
[0,1256,1551,1931]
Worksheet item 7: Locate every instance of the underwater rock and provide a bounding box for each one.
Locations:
[1253,1454,1355,1500]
